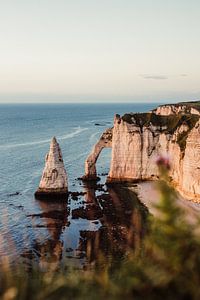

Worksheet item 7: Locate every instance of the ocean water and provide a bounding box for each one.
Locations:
[0,103,156,266]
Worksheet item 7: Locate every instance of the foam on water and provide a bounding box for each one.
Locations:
[0,126,88,150]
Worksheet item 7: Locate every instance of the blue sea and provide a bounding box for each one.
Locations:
[0,103,156,266]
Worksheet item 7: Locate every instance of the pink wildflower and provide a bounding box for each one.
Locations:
[156,155,170,170]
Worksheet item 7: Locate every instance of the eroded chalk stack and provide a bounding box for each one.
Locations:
[35,137,68,200]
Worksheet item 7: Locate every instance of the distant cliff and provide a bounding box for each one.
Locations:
[152,101,200,116]
[84,101,200,201]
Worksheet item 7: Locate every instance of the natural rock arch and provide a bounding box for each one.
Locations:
[83,128,113,181]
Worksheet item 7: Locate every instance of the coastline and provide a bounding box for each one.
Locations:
[130,181,200,225]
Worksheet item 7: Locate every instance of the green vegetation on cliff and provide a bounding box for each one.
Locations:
[156,100,200,112]
[122,112,199,153]
[122,112,199,133]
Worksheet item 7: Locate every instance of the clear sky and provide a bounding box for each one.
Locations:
[0,0,200,103]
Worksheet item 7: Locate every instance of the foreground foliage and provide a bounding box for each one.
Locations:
[1,168,200,300]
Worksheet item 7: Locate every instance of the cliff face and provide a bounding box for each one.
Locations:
[84,101,200,201]
[107,102,200,201]
[152,102,200,116]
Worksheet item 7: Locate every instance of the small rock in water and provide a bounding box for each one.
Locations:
[100,172,108,176]
[95,123,104,126]
[8,192,21,197]
[69,191,86,201]
[92,221,99,225]
[66,247,73,252]
[9,203,24,210]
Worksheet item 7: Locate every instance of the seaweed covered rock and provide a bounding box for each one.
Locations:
[35,137,68,200]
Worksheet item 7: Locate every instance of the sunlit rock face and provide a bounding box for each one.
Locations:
[83,128,112,181]
[152,103,200,116]
[35,137,68,199]
[107,106,200,201]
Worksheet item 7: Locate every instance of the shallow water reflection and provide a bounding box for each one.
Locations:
[22,182,148,269]
[22,201,70,269]
[77,183,148,265]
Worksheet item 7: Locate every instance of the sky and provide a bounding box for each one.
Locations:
[0,0,200,103]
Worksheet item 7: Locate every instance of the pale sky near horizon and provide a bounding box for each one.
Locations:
[0,0,200,103]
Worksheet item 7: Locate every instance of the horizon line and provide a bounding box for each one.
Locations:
[0,99,198,105]
[0,101,163,104]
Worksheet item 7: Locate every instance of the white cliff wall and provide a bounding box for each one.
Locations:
[108,115,162,181]
[181,123,200,199]
[153,104,200,116]
[108,114,200,200]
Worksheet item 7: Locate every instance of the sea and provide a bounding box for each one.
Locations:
[0,102,157,267]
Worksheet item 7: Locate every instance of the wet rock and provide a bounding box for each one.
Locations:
[66,247,73,252]
[95,184,106,192]
[69,191,86,200]
[81,176,101,182]
[94,123,104,126]
[8,192,21,197]
[92,221,99,225]
[72,205,103,220]
[9,203,24,210]
[100,172,108,176]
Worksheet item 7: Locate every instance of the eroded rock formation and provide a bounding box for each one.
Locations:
[107,103,200,200]
[85,101,200,201]
[35,137,68,200]
[83,128,112,181]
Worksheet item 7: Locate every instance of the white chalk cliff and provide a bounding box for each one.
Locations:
[152,102,200,116]
[85,101,200,201]
[35,137,68,199]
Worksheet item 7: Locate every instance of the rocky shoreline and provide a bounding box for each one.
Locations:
[33,101,200,204]
[7,101,200,267]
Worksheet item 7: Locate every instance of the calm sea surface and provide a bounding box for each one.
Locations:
[0,103,157,266]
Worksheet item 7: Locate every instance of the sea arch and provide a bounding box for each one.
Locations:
[83,128,113,180]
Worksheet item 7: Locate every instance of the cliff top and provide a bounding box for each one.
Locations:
[157,100,200,111]
[121,112,199,134]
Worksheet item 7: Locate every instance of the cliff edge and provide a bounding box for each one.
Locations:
[85,101,200,201]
